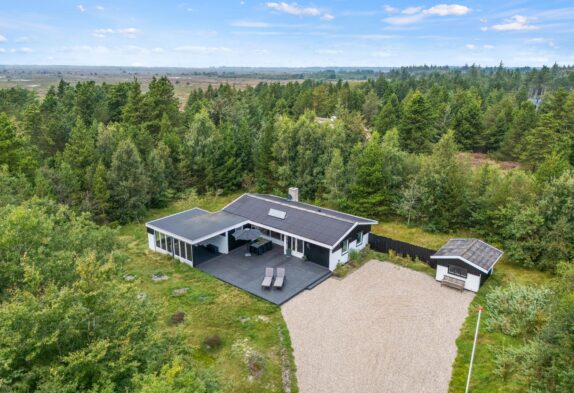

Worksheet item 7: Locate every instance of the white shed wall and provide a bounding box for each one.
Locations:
[436,264,481,292]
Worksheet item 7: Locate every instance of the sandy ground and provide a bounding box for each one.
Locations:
[281,261,474,393]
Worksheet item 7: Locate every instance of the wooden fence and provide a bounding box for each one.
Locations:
[368,233,437,268]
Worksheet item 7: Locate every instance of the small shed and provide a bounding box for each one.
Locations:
[431,238,503,292]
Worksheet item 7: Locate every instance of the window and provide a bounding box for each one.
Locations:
[342,239,349,254]
[174,239,180,256]
[166,236,173,253]
[185,243,193,262]
[296,239,303,253]
[180,241,186,259]
[160,233,166,250]
[270,230,282,240]
[448,265,467,278]
[356,232,363,246]
[155,231,161,248]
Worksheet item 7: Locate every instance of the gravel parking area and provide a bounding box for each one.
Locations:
[282,261,474,393]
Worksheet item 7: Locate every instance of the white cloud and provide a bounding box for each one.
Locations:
[240,0,245,4]
[0,48,5,53]
[402,7,422,15]
[383,5,397,13]
[96,5,104,11]
[10,47,33,53]
[15,36,31,42]
[93,28,142,38]
[0,34,7,43]
[321,13,335,21]
[490,15,538,31]
[383,4,470,25]
[483,44,494,49]
[230,20,272,28]
[77,4,86,12]
[266,2,320,16]
[424,4,470,16]
[117,28,141,38]
[371,50,392,57]
[315,49,342,55]
[173,45,232,54]
[465,44,475,49]
[383,14,425,25]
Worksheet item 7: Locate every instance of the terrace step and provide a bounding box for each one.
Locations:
[307,271,332,290]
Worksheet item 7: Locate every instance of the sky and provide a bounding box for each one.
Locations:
[0,1,573,67]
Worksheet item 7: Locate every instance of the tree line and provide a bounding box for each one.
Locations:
[1,65,573,391]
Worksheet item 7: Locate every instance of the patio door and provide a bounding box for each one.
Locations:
[285,236,292,256]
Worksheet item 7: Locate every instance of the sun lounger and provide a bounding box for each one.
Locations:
[262,267,274,288]
[274,267,285,289]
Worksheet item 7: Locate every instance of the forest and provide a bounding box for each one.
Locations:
[1,64,573,391]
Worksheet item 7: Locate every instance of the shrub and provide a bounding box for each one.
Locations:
[485,284,551,336]
[203,335,222,350]
[170,311,185,325]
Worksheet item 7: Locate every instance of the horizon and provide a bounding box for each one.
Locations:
[1,1,573,68]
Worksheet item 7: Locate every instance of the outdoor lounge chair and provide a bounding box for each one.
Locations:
[261,267,274,288]
[274,267,285,289]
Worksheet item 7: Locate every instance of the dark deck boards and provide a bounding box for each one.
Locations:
[196,246,331,305]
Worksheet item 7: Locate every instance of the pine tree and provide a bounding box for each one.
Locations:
[108,140,149,223]
[92,160,110,222]
[323,148,345,207]
[147,143,171,207]
[254,121,275,193]
[362,90,380,126]
[452,90,483,151]
[374,93,400,134]
[398,90,434,153]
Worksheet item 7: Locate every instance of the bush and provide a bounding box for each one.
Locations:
[203,335,222,350]
[485,284,551,336]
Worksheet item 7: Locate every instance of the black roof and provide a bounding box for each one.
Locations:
[147,208,247,243]
[223,194,373,247]
[431,238,503,272]
[255,194,377,224]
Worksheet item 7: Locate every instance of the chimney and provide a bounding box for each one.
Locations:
[288,187,299,202]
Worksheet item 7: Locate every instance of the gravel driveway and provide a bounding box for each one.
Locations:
[281,261,474,393]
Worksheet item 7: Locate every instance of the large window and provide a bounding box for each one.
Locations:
[186,243,193,262]
[166,236,173,253]
[448,265,467,278]
[296,238,303,253]
[356,231,363,246]
[342,239,349,255]
[174,239,180,257]
[155,231,161,248]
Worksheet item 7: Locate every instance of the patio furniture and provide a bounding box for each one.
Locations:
[232,228,263,256]
[274,267,285,289]
[250,239,273,255]
[261,267,274,288]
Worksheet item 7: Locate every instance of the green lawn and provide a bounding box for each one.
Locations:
[448,259,552,393]
[117,191,297,393]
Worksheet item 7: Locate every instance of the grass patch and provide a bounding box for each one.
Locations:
[117,191,298,393]
[449,258,552,393]
[372,220,473,250]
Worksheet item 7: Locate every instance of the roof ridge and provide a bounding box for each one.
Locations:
[255,193,377,224]
[247,194,357,224]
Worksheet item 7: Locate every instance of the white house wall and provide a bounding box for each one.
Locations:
[328,233,369,271]
[436,264,481,292]
[147,233,155,250]
[198,233,229,254]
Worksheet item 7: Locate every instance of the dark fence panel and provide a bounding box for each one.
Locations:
[369,233,437,268]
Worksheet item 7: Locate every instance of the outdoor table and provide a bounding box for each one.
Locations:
[249,239,273,255]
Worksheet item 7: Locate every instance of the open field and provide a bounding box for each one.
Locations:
[117,191,297,393]
[0,66,304,103]
[283,261,474,393]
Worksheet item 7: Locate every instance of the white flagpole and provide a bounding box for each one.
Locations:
[465,306,483,393]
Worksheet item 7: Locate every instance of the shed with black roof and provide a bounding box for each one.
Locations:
[431,238,503,292]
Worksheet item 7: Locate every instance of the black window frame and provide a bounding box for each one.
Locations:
[448,265,468,278]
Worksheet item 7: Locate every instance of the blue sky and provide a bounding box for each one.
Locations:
[0,1,573,67]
